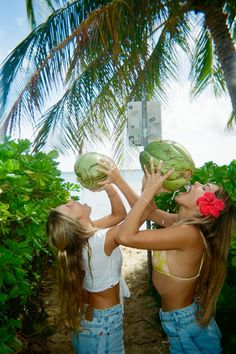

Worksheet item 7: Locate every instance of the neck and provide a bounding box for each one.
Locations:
[177,207,193,221]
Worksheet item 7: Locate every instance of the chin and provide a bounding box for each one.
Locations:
[175,192,185,203]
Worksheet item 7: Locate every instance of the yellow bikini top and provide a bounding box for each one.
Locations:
[152,249,204,281]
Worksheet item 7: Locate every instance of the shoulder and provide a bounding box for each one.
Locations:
[173,224,203,247]
[89,229,107,244]
[96,228,108,237]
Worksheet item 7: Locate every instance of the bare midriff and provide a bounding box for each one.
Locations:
[83,283,120,309]
[152,270,197,312]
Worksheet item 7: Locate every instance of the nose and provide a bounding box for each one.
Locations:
[194,182,201,187]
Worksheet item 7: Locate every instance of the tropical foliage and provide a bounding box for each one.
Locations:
[0,137,79,353]
[0,0,235,161]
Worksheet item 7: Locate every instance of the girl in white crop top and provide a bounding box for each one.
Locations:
[82,229,122,292]
[46,183,130,354]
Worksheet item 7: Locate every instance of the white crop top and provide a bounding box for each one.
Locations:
[82,229,123,292]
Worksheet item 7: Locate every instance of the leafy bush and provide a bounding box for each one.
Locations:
[0,137,80,353]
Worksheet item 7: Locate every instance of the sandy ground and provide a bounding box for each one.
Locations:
[21,247,169,353]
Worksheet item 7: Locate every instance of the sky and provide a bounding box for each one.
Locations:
[0,1,235,172]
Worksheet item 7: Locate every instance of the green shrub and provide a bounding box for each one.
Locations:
[0,137,80,353]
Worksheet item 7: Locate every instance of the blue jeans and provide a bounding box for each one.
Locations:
[159,302,222,354]
[72,304,125,354]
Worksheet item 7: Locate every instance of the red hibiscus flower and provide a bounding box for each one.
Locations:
[196,192,225,218]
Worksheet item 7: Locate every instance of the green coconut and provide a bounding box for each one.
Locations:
[74,152,111,191]
[139,140,195,191]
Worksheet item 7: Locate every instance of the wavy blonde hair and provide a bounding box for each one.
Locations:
[177,187,233,326]
[46,210,98,329]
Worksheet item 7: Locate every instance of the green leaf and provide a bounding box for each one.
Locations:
[231,256,236,267]
[9,286,20,298]
[0,294,9,303]
[0,273,3,289]
[47,150,59,159]
[4,272,16,285]
[0,342,14,354]
[8,319,21,329]
[0,327,10,339]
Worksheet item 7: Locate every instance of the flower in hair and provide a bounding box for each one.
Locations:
[196,192,225,218]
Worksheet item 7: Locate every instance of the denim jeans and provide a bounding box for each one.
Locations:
[159,302,222,354]
[72,303,125,354]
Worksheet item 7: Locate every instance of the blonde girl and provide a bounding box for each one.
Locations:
[46,183,129,354]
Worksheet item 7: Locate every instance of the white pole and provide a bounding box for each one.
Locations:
[142,100,152,291]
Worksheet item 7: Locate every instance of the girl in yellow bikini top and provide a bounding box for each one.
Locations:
[152,250,204,280]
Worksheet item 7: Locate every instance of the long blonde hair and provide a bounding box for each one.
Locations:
[179,187,233,326]
[46,210,97,329]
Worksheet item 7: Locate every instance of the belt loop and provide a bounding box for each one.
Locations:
[173,312,180,324]
[85,304,93,321]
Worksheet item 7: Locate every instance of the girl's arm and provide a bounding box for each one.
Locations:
[147,208,177,227]
[141,175,178,227]
[98,159,177,227]
[93,184,127,229]
[116,161,196,250]
[98,159,141,208]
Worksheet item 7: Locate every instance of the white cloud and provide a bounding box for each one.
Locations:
[162,82,235,167]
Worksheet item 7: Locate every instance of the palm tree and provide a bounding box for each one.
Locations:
[0,0,235,160]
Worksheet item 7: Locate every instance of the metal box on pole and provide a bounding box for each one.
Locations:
[127,101,162,146]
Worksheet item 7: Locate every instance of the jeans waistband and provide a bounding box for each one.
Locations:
[84,303,122,321]
[159,302,199,321]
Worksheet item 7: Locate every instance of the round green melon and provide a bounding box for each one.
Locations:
[139,140,195,191]
[74,152,111,191]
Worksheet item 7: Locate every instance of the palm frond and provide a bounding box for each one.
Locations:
[113,22,191,160]
[0,2,110,131]
[34,0,192,161]
[2,0,235,159]
[0,0,158,138]
[32,67,123,153]
[32,8,183,159]
[26,0,98,29]
[190,22,226,98]
[0,0,114,132]
[224,1,236,40]
[226,110,236,130]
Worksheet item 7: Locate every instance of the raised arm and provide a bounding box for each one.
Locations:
[98,159,140,207]
[92,184,127,229]
[98,159,177,227]
[141,175,177,227]
[116,161,182,249]
[98,160,156,219]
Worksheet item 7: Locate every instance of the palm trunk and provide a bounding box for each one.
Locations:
[204,7,236,117]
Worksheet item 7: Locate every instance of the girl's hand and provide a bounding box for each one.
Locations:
[94,184,116,195]
[142,173,169,194]
[94,185,106,192]
[142,159,174,198]
[97,159,122,185]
